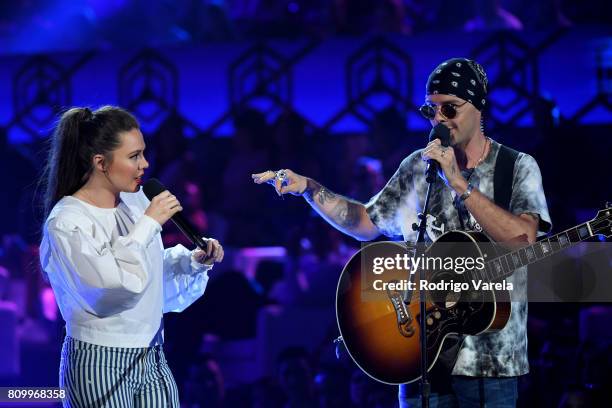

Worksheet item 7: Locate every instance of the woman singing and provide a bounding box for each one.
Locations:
[39,106,224,407]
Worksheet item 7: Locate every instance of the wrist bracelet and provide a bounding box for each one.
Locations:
[459,183,474,202]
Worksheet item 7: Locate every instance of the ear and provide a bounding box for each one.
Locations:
[92,154,107,173]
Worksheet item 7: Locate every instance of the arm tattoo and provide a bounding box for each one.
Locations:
[303,178,323,204]
[304,179,337,205]
[303,178,362,229]
[335,200,361,229]
[317,187,336,205]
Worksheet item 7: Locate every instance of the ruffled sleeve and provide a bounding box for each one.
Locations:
[162,244,212,313]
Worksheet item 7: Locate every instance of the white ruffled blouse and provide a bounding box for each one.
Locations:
[40,190,211,348]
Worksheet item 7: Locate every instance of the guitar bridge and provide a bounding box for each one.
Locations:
[386,282,415,337]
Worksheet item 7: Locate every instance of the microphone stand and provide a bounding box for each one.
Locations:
[419,165,437,408]
[404,153,442,408]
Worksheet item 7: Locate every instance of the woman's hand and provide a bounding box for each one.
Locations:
[144,191,183,225]
[193,238,224,265]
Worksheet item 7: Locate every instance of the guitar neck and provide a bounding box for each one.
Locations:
[482,221,595,282]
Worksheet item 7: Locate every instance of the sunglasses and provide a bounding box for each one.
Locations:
[419,100,468,120]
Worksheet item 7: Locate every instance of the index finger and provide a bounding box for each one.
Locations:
[211,240,220,258]
[215,246,224,262]
[155,190,171,200]
[251,171,275,184]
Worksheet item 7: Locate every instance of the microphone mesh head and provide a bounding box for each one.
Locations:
[142,178,166,201]
[428,123,451,147]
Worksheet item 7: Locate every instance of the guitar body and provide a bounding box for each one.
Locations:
[335,231,511,384]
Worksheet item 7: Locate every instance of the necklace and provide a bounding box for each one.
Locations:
[474,136,490,168]
[453,136,490,230]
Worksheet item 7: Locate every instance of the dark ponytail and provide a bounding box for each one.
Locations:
[41,105,139,220]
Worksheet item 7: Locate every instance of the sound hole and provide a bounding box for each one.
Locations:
[427,271,465,310]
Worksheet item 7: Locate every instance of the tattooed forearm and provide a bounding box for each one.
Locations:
[303,178,363,230]
[304,178,337,205]
[317,187,336,205]
[335,200,361,229]
[303,178,322,204]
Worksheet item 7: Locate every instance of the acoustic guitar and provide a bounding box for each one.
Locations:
[335,205,611,384]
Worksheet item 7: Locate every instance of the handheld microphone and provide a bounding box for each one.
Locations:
[426,123,451,183]
[142,178,208,251]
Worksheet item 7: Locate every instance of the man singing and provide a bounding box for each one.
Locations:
[253,57,551,407]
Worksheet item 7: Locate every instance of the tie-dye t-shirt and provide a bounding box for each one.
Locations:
[365,139,551,377]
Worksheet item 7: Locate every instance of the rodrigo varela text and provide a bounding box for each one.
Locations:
[372,279,513,292]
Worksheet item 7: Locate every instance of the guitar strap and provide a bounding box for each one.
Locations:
[493,144,520,211]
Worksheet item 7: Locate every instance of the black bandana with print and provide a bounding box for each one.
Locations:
[426,57,488,111]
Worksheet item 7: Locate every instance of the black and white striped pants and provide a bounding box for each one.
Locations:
[59,336,180,407]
